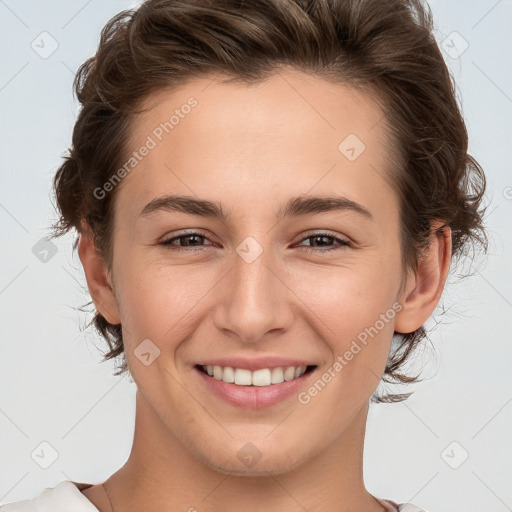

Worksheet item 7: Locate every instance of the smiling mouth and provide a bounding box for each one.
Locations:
[195,364,317,386]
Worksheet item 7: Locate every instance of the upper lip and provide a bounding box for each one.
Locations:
[195,356,317,372]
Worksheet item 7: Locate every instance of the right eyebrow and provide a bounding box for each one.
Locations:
[140,194,228,219]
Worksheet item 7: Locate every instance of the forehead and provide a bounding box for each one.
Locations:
[116,69,396,225]
[135,70,388,148]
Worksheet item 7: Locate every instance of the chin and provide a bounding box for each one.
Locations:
[194,439,311,477]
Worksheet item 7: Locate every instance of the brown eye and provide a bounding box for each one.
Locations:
[159,231,213,252]
[296,233,351,253]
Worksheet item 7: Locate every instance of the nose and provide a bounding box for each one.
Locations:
[212,241,295,344]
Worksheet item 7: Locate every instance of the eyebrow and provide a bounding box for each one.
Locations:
[139,194,373,221]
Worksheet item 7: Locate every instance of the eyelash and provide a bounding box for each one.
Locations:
[159,230,352,253]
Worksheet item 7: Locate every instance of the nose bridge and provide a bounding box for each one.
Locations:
[213,236,292,342]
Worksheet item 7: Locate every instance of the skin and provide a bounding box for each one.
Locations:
[78,68,452,512]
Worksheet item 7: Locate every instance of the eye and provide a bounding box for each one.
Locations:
[295,232,352,253]
[159,230,213,252]
[159,230,352,253]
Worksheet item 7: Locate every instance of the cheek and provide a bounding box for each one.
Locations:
[288,248,400,332]
[113,252,217,344]
[309,279,396,367]
[296,282,398,418]
[288,252,401,380]
[113,260,215,394]
[332,274,399,340]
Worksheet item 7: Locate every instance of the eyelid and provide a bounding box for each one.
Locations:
[298,229,351,243]
[160,229,213,245]
[159,229,352,253]
[293,231,352,252]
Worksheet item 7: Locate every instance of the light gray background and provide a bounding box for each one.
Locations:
[0,1,511,511]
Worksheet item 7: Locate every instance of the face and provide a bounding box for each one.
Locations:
[101,69,409,475]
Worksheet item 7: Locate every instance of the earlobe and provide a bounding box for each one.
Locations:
[77,220,121,325]
[394,221,452,334]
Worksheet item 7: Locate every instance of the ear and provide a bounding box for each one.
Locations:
[394,220,452,334]
[77,219,121,325]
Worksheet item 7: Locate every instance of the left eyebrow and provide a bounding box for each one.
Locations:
[277,194,373,221]
[139,193,373,221]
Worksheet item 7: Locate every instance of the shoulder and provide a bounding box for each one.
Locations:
[377,497,430,512]
[0,481,98,512]
[398,503,431,511]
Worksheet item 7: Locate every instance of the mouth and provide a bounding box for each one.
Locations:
[195,364,317,387]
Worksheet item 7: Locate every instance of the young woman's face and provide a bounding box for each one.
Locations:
[106,69,409,475]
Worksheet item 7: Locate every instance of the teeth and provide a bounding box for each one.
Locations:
[252,369,271,386]
[270,367,284,384]
[234,368,252,385]
[213,365,223,380]
[284,367,296,381]
[222,366,235,383]
[201,365,309,386]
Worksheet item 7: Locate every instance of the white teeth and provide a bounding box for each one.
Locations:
[213,365,223,380]
[252,369,271,386]
[284,366,296,381]
[234,368,252,385]
[201,365,309,386]
[270,367,284,384]
[222,366,235,383]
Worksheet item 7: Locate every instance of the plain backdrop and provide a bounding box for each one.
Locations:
[0,1,511,511]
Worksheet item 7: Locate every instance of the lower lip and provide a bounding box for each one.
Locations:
[194,366,317,410]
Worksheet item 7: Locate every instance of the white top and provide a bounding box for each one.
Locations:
[0,481,97,512]
[0,480,428,511]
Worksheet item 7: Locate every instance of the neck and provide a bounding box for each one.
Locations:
[102,390,383,512]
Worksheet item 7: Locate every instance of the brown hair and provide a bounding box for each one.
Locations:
[50,0,488,403]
